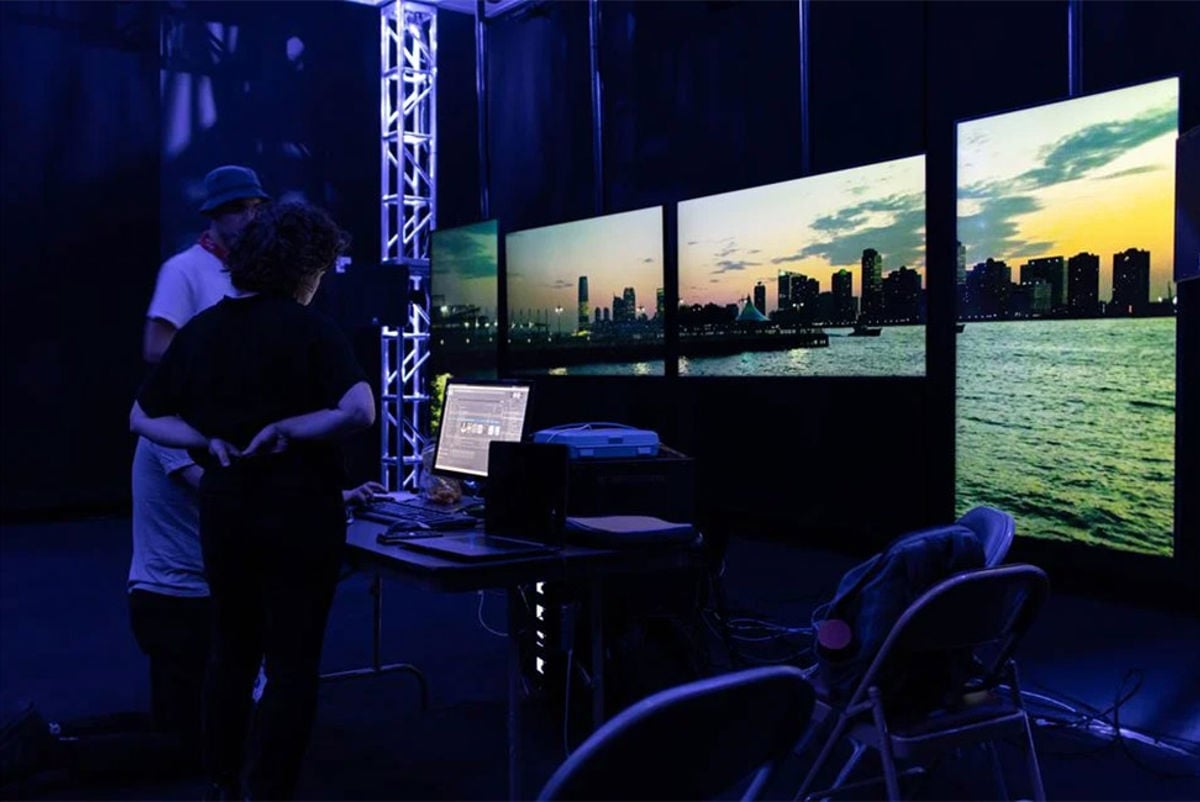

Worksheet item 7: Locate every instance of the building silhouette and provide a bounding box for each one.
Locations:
[1067,252,1100,315]
[1021,255,1066,311]
[1111,248,1150,314]
[832,268,856,322]
[861,248,884,321]
[1012,279,1051,317]
[965,258,1011,318]
[777,270,819,322]
[577,276,590,331]
[882,265,921,322]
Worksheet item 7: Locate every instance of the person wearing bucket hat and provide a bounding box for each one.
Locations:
[131,201,372,801]
[121,165,271,777]
[144,165,271,364]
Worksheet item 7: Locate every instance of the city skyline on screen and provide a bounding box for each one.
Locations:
[677,155,926,311]
[957,76,1178,302]
[505,206,664,334]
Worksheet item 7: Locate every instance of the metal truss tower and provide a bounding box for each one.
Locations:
[379,0,437,491]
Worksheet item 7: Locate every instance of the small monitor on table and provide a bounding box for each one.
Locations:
[431,378,534,486]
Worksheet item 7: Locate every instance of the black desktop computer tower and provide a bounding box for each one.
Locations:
[517,449,708,724]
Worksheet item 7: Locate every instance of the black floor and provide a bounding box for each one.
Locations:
[1,516,1197,800]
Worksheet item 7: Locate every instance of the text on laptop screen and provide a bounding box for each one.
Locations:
[432,381,532,480]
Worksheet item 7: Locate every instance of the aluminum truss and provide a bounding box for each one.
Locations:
[379,0,437,491]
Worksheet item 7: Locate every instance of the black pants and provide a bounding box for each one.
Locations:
[129,589,211,753]
[199,483,345,801]
[46,591,210,779]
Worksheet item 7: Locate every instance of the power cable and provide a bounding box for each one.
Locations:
[1024,669,1200,778]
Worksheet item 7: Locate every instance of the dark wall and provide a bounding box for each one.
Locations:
[1,2,160,516]
[485,1,595,232]
[158,1,379,272]
[0,0,379,518]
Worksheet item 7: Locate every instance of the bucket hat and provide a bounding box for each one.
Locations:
[200,165,270,213]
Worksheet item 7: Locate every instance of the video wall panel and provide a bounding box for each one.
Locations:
[430,219,500,381]
[955,76,1179,557]
[676,155,927,377]
[505,206,665,376]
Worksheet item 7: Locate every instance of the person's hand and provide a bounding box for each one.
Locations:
[208,438,242,467]
[342,481,388,507]
[243,423,289,458]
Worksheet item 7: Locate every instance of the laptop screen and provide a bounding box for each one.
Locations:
[431,379,533,483]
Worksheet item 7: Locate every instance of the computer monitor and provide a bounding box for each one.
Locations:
[430,378,534,484]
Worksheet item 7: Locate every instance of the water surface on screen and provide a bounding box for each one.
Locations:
[677,154,926,377]
[955,77,1178,557]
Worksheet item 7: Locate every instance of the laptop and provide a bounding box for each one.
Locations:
[398,441,570,562]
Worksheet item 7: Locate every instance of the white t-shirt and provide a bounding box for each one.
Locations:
[128,438,207,596]
[130,240,233,597]
[145,242,235,328]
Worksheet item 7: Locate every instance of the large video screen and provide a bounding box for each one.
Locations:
[676,155,926,377]
[505,206,665,376]
[430,219,499,381]
[956,77,1179,557]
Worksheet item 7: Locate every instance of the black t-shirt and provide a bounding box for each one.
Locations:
[138,294,367,490]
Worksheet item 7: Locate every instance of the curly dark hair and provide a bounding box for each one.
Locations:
[225,201,349,296]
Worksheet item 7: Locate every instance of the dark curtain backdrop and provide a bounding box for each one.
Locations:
[485,1,594,234]
[0,0,379,518]
[599,0,803,211]
[434,9,481,230]
[158,0,378,270]
[1,2,160,516]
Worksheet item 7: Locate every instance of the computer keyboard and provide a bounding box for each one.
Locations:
[356,498,478,530]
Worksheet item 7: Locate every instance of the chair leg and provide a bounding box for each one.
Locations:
[869,689,902,802]
[1010,664,1046,802]
[985,741,1009,800]
[794,716,849,801]
[1020,720,1046,802]
[831,739,868,789]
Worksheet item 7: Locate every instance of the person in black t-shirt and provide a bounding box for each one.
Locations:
[130,201,374,801]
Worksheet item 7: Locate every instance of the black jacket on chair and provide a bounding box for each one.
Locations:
[813,524,986,708]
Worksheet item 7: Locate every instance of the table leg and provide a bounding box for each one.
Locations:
[506,587,523,801]
[320,571,429,710]
[589,580,604,730]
